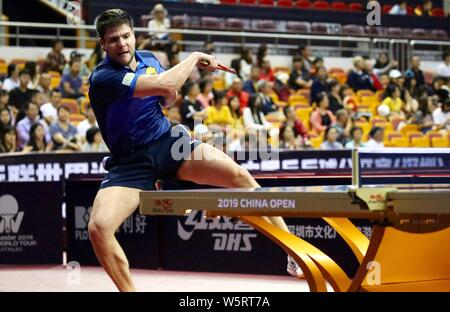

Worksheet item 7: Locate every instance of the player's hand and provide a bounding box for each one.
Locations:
[194,52,219,72]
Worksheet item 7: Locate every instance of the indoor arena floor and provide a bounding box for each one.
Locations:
[0,265,315,292]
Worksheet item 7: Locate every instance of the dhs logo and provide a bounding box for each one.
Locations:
[177,210,257,252]
[0,195,24,234]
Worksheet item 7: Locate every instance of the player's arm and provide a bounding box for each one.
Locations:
[133,52,219,98]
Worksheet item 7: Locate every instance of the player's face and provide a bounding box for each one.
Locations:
[101,23,136,66]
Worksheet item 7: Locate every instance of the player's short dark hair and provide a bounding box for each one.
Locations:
[95,9,134,39]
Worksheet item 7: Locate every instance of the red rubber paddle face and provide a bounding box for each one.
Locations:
[200,59,237,75]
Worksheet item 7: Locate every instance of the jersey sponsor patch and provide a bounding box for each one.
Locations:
[146,67,157,75]
[122,73,136,86]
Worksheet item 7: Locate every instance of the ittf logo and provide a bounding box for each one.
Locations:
[0,195,24,234]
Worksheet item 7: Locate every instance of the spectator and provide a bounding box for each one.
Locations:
[333,109,352,145]
[432,97,450,130]
[36,72,52,103]
[24,61,39,89]
[374,52,398,75]
[297,45,313,72]
[365,127,385,148]
[256,80,278,115]
[345,126,366,148]
[0,90,9,109]
[50,106,81,151]
[240,48,254,81]
[148,3,171,40]
[203,40,215,55]
[258,57,275,82]
[82,127,109,152]
[364,58,383,91]
[280,125,302,150]
[437,52,450,79]
[347,56,376,91]
[0,126,18,153]
[205,91,233,128]
[16,102,47,149]
[242,95,279,146]
[87,41,106,71]
[389,1,408,15]
[381,84,405,116]
[179,81,204,130]
[196,78,214,109]
[256,44,268,68]
[23,122,52,152]
[320,126,343,150]
[283,106,309,146]
[310,92,336,134]
[405,56,426,89]
[288,55,312,91]
[63,51,91,77]
[166,106,181,127]
[59,59,84,99]
[43,39,66,74]
[415,0,433,16]
[2,63,20,92]
[328,80,344,114]
[227,96,244,128]
[8,69,33,119]
[311,66,329,104]
[226,78,250,110]
[310,57,324,77]
[243,66,260,95]
[40,90,62,126]
[0,108,12,133]
[225,58,242,88]
[77,105,99,142]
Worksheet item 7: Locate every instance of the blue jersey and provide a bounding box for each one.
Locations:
[89,50,171,157]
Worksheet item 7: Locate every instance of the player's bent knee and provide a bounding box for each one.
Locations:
[88,217,115,243]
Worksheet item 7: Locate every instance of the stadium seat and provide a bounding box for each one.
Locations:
[61,98,80,114]
[331,2,347,11]
[343,24,365,35]
[407,6,414,15]
[240,0,256,5]
[295,107,313,121]
[310,136,323,149]
[289,95,309,106]
[256,20,277,31]
[312,1,330,10]
[140,14,151,27]
[11,58,27,70]
[0,63,7,77]
[386,27,404,36]
[412,28,427,38]
[399,124,419,137]
[201,16,222,28]
[226,18,245,29]
[407,131,424,143]
[296,0,312,9]
[220,0,237,4]
[431,8,445,17]
[297,89,311,99]
[277,0,293,8]
[365,26,384,36]
[259,0,275,6]
[431,137,448,147]
[411,136,430,147]
[383,141,396,147]
[171,15,189,28]
[80,99,90,114]
[70,113,85,126]
[431,29,448,39]
[355,122,371,137]
[391,137,409,147]
[286,21,311,32]
[386,131,403,142]
[273,66,291,74]
[348,3,362,11]
[311,22,328,33]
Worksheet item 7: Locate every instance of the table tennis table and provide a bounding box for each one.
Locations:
[139,148,450,292]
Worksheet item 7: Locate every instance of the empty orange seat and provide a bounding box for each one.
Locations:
[60,98,80,114]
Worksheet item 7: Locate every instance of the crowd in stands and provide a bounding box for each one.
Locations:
[1,1,449,154]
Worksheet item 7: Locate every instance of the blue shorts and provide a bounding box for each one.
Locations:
[99,125,201,190]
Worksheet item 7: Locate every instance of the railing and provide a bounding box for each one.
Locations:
[1,21,450,67]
